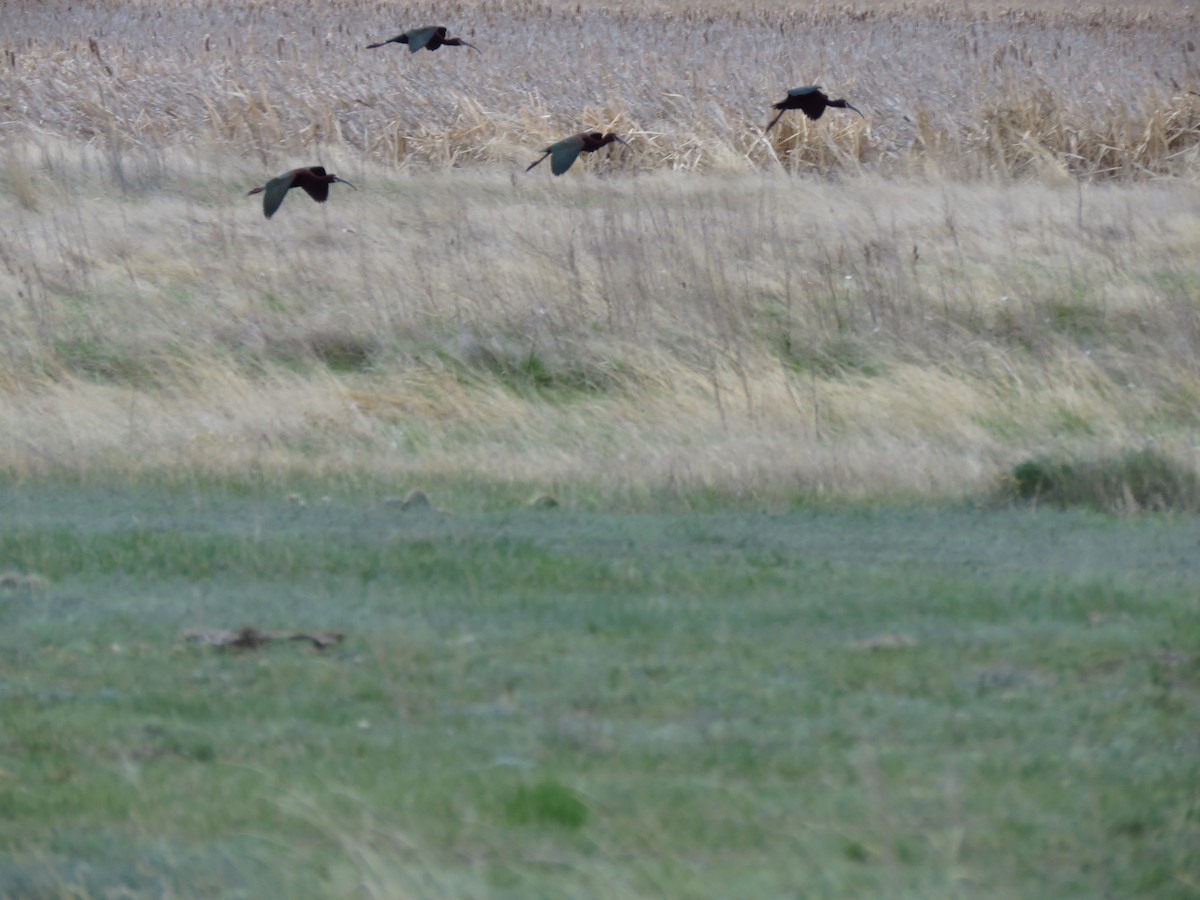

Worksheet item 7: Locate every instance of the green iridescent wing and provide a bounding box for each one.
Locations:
[261,171,297,219]
[405,26,440,52]
[549,137,585,175]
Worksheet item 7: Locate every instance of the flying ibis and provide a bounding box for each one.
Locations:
[366,26,479,53]
[246,167,356,219]
[526,132,629,176]
[766,86,863,133]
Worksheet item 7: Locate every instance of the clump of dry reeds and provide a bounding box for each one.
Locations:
[2,0,1197,178]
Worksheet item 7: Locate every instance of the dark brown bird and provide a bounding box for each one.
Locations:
[246,166,356,219]
[526,132,630,176]
[365,26,479,53]
[765,86,863,133]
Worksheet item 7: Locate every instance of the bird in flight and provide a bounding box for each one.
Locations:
[526,132,630,176]
[366,26,479,53]
[246,167,356,219]
[766,86,863,132]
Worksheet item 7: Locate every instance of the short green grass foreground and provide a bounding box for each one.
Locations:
[1,483,1198,899]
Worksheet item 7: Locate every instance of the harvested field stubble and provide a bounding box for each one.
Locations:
[2,0,1199,177]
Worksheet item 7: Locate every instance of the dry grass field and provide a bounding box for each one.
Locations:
[3,7,1200,898]
[2,0,1200,500]
[5,0,1200,176]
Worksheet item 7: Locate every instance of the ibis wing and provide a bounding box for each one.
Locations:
[299,179,331,203]
[800,96,825,119]
[261,171,296,219]
[405,26,440,52]
[787,86,828,120]
[549,138,585,176]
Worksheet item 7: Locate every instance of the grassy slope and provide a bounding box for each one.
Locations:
[1,0,1199,497]
[1,483,1197,898]
[3,152,1200,498]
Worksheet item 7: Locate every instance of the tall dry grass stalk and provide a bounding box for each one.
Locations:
[1,137,1198,499]
[2,0,1198,178]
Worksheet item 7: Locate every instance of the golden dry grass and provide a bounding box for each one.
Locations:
[2,0,1198,177]
[2,136,1199,499]
[2,1,1199,500]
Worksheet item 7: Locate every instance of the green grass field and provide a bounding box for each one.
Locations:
[1,481,1197,898]
[4,1,1200,896]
